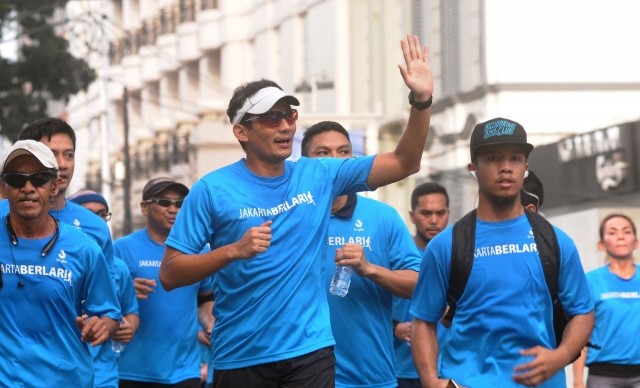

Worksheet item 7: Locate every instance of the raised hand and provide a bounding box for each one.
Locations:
[398,34,433,101]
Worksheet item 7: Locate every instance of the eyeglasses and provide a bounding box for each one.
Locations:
[1,171,56,188]
[145,198,184,208]
[92,210,112,222]
[242,109,298,128]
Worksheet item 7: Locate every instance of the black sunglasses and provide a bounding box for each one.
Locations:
[2,171,56,188]
[145,198,184,208]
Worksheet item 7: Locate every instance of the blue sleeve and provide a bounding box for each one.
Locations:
[410,227,453,322]
[555,227,595,316]
[81,246,121,321]
[116,260,139,315]
[166,179,215,254]
[315,155,375,199]
[385,206,421,272]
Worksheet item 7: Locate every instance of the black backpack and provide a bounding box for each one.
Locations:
[442,209,571,350]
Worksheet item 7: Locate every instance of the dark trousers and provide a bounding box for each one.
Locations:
[120,378,202,388]
[212,346,335,388]
[397,377,422,388]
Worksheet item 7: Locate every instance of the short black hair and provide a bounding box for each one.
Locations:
[18,117,77,150]
[226,79,282,124]
[300,121,351,157]
[411,182,449,211]
[522,170,544,208]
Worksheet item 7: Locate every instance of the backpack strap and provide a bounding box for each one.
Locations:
[524,210,559,302]
[443,209,477,326]
[525,210,571,350]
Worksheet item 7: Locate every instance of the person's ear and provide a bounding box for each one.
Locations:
[233,123,249,143]
[467,163,477,181]
[523,203,537,213]
[597,240,606,252]
[140,201,149,217]
[0,182,7,199]
[50,179,59,197]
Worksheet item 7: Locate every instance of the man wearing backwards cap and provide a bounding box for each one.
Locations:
[410,117,595,387]
[160,35,433,387]
[0,140,120,387]
[114,177,214,388]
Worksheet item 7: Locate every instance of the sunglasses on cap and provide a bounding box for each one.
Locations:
[2,171,56,188]
[242,109,298,128]
[145,198,184,208]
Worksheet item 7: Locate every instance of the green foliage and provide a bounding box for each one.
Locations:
[0,0,96,141]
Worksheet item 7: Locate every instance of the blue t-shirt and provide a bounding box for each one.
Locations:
[114,228,213,384]
[585,264,640,365]
[410,213,594,388]
[0,199,115,275]
[324,195,420,388]
[91,257,139,388]
[165,156,375,370]
[0,218,121,387]
[392,246,449,380]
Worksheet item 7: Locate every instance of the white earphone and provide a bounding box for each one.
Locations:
[469,170,477,181]
[524,170,529,179]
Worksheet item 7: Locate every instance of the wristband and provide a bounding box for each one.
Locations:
[408,92,433,110]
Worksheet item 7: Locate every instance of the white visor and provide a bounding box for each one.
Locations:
[232,86,300,125]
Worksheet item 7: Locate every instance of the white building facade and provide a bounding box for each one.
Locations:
[65,0,640,252]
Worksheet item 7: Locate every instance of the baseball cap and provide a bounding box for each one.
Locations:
[142,177,189,200]
[469,117,534,160]
[232,86,300,125]
[0,139,59,176]
[69,189,109,212]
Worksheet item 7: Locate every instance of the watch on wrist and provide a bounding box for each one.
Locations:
[408,92,433,110]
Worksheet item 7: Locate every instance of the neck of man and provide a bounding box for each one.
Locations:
[244,155,286,177]
[146,224,169,245]
[50,191,67,211]
[413,234,428,251]
[331,195,349,214]
[9,212,55,239]
[476,193,524,222]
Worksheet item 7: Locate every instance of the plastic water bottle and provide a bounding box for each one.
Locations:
[111,319,125,354]
[111,339,125,354]
[329,265,352,297]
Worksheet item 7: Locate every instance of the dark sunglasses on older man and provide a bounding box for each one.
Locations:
[242,109,298,128]
[2,171,56,188]
[145,198,184,208]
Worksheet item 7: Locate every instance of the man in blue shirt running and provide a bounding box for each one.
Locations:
[159,35,433,388]
[0,140,120,387]
[115,177,214,388]
[410,117,595,388]
[70,189,140,388]
[301,121,422,388]
[393,182,450,388]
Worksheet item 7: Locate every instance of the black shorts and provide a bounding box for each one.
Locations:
[119,378,202,388]
[212,346,335,388]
